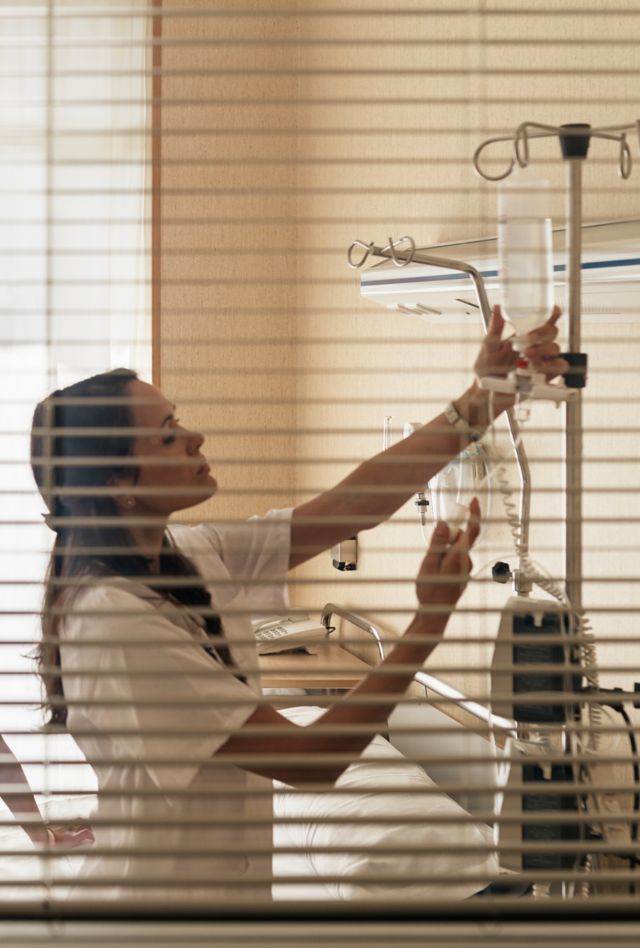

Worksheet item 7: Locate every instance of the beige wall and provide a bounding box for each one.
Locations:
[159,0,300,523]
[159,1,640,699]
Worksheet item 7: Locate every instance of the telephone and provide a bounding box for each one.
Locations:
[252,614,330,654]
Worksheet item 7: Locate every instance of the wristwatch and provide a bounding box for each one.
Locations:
[445,401,485,443]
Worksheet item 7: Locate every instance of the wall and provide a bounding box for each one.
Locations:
[158,0,300,524]
[159,0,640,699]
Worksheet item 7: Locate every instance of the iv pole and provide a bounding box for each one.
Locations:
[473,120,637,616]
[348,123,638,886]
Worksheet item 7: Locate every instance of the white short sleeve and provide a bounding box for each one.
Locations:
[61,585,259,792]
[170,506,293,616]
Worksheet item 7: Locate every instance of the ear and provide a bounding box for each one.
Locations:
[107,472,136,511]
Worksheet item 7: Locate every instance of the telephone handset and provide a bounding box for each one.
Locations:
[252,614,329,654]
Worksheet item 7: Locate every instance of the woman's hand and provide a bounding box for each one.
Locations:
[474,304,568,382]
[416,497,481,608]
[459,304,570,425]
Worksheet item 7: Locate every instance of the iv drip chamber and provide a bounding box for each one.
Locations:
[498,169,554,349]
[427,443,491,535]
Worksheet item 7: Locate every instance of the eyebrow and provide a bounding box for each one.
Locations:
[160,404,177,428]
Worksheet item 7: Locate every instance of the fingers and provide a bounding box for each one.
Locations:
[522,342,566,374]
[423,520,451,574]
[67,828,95,848]
[525,306,562,347]
[465,496,481,550]
[486,305,505,339]
[522,342,570,379]
[48,825,95,848]
[446,497,481,559]
[542,357,571,380]
[417,504,481,606]
[549,304,562,326]
[425,501,480,566]
[524,340,559,360]
[435,501,480,572]
[521,307,570,378]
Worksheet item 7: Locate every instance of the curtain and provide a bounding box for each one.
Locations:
[0,0,151,802]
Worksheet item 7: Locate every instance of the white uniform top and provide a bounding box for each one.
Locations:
[59,508,292,906]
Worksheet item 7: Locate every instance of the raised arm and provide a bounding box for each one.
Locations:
[218,500,480,786]
[289,306,566,569]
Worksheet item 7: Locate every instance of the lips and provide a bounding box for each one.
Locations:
[196,462,210,477]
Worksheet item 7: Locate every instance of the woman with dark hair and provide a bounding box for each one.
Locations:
[28,307,566,904]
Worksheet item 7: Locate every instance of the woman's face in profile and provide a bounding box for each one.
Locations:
[121,378,217,516]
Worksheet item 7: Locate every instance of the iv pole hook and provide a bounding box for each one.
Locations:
[347,236,416,270]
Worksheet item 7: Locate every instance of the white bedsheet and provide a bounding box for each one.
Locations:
[273,706,500,901]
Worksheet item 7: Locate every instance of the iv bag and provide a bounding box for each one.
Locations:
[498,169,554,348]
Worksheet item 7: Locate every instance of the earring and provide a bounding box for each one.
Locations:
[125,497,135,508]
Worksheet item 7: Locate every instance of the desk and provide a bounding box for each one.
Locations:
[258,642,371,691]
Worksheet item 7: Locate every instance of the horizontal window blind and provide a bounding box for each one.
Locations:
[2,2,640,945]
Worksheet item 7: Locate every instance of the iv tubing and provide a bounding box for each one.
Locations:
[406,249,532,576]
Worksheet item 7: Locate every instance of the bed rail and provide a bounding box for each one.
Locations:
[320,602,516,737]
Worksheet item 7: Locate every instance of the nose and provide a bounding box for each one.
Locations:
[187,428,205,453]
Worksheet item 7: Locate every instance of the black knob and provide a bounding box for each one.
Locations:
[492,561,512,584]
[559,124,591,160]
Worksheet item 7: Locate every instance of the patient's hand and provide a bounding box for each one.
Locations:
[416,497,480,608]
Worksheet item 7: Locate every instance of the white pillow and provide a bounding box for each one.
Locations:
[273,706,499,901]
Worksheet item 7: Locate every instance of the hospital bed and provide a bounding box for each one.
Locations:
[271,604,517,902]
[0,604,521,905]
